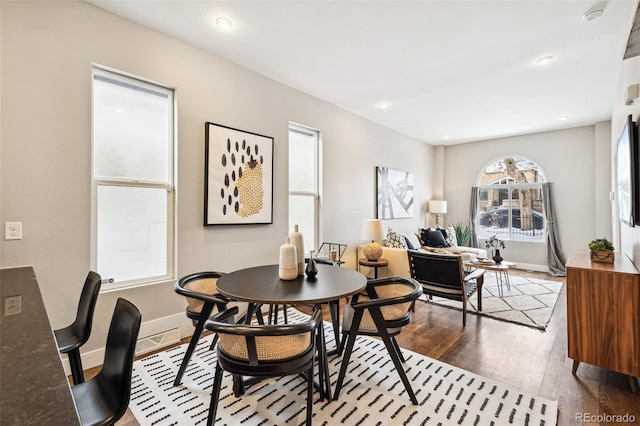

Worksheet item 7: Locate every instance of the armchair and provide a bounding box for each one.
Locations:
[407,250,484,326]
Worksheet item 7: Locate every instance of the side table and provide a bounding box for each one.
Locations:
[358,258,388,279]
[463,260,516,297]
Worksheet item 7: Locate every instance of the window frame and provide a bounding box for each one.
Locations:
[476,156,546,243]
[90,65,177,291]
[288,123,320,253]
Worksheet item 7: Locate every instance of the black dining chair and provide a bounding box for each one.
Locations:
[334,276,423,405]
[71,297,141,426]
[54,271,102,385]
[205,306,323,426]
[173,271,231,386]
[173,271,257,386]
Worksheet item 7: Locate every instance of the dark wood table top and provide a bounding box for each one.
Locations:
[217,264,367,304]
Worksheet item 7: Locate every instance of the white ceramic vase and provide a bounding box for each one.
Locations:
[290,224,305,276]
[279,236,298,280]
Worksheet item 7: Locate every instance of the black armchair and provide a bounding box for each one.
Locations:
[334,276,423,405]
[407,250,484,326]
[204,306,323,425]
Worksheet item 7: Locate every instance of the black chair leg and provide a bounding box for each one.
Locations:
[174,303,214,386]
[333,311,363,400]
[207,364,224,426]
[68,348,85,385]
[377,327,418,405]
[390,336,405,363]
[306,364,314,425]
[329,300,340,348]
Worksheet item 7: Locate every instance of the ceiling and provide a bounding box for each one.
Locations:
[86,0,637,145]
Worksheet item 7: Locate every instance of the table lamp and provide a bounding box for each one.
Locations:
[428,200,447,228]
[361,219,384,261]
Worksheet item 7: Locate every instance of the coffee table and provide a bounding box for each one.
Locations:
[463,259,516,297]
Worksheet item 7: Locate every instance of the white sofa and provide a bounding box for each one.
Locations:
[357,245,488,278]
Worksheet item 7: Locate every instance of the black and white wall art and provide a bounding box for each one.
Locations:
[376,166,414,219]
[204,122,274,225]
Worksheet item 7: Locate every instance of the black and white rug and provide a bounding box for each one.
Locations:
[129,309,558,425]
[419,274,563,330]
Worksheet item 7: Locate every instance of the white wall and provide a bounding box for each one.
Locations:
[441,124,610,271]
[0,2,433,366]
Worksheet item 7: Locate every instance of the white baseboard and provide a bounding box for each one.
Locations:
[62,312,191,374]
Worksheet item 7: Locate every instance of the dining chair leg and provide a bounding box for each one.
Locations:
[372,316,418,405]
[68,348,85,385]
[333,310,363,400]
[314,328,325,401]
[174,302,214,386]
[390,336,406,363]
[316,314,332,400]
[207,364,224,426]
[306,364,314,425]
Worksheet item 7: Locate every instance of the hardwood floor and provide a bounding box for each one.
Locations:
[93,270,639,425]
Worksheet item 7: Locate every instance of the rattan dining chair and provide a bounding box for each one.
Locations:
[334,276,423,405]
[54,271,102,385]
[204,306,323,425]
[173,271,234,386]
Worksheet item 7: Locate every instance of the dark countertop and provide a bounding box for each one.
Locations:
[0,266,80,425]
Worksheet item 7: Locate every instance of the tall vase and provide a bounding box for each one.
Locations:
[279,236,298,280]
[290,224,305,276]
[493,249,503,264]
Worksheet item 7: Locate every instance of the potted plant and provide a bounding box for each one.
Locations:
[453,222,472,247]
[588,237,615,263]
[484,235,505,263]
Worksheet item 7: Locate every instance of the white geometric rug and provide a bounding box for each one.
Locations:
[129,309,558,425]
[419,274,563,330]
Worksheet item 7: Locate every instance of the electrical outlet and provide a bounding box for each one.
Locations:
[4,295,21,316]
[5,222,22,240]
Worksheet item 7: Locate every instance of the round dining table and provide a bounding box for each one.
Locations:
[216,263,367,399]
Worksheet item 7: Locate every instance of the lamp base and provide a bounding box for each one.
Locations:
[362,242,383,261]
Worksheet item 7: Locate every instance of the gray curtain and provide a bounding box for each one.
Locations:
[542,182,566,276]
[469,186,479,248]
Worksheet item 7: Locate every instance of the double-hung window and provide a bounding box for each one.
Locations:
[288,123,319,254]
[476,156,545,242]
[91,66,175,289]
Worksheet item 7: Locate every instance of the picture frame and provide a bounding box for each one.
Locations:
[204,122,274,225]
[376,166,414,219]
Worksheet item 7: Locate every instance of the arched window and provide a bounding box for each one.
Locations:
[476,156,546,242]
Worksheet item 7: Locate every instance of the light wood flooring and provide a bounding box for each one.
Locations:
[84,270,639,426]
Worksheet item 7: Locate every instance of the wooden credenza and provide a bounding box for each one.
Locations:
[566,250,640,380]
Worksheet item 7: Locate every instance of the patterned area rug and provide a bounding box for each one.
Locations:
[419,273,563,330]
[129,309,558,425]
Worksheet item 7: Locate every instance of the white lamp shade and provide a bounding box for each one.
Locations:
[360,219,384,241]
[428,200,448,214]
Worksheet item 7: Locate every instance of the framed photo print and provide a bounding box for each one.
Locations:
[376,166,414,219]
[204,122,274,225]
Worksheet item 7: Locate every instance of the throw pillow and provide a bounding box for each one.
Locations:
[420,228,450,248]
[402,232,421,250]
[445,225,458,247]
[386,228,408,249]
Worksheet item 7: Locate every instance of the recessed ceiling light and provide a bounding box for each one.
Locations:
[560,115,569,120]
[376,101,390,109]
[216,17,232,29]
[536,56,554,65]
[441,135,449,140]
[583,9,604,22]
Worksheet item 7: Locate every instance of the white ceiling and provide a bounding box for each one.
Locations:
[87,0,636,145]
